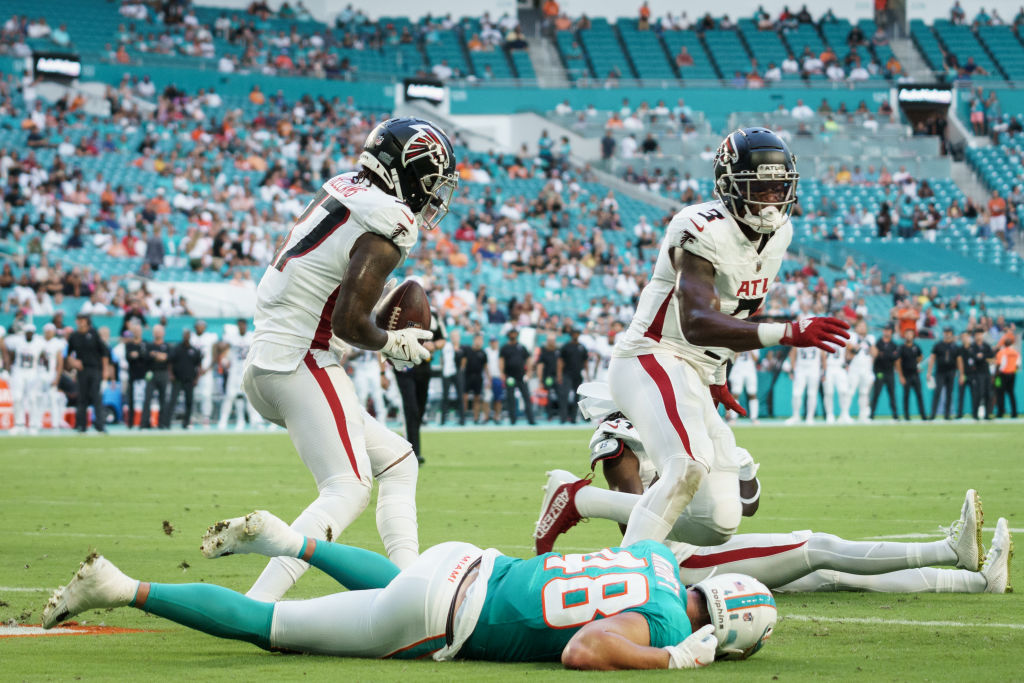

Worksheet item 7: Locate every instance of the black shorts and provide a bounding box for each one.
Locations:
[465,373,484,396]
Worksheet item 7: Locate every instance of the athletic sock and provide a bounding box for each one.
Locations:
[574,485,638,524]
[134,583,274,648]
[299,538,400,590]
[749,398,759,421]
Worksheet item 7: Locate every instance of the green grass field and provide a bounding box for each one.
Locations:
[2,423,1022,681]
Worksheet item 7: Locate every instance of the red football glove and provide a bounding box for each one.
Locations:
[781,316,851,352]
[710,383,747,417]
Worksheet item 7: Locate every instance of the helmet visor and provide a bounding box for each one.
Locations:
[419,173,459,230]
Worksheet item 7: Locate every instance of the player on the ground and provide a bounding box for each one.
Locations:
[846,318,875,422]
[42,509,775,670]
[2,323,46,433]
[536,400,1012,595]
[606,127,849,547]
[786,345,823,425]
[191,319,220,426]
[727,350,759,423]
[535,381,755,553]
[40,323,68,430]
[217,319,262,430]
[239,117,457,601]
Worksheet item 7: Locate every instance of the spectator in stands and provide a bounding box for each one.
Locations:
[504,25,528,50]
[720,14,736,30]
[951,1,967,24]
[961,56,988,79]
[675,45,694,68]
[849,57,870,81]
[876,200,893,238]
[432,59,454,80]
[988,190,1009,246]
[764,61,782,82]
[541,0,560,35]
[973,7,992,26]
[640,133,658,155]
[802,47,824,75]
[791,98,814,118]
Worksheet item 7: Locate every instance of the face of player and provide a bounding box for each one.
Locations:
[238,321,248,335]
[855,321,867,335]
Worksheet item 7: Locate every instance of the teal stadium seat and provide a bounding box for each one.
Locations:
[661,30,718,80]
[615,19,676,81]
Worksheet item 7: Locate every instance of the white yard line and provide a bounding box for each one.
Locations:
[0,586,50,592]
[784,615,1024,630]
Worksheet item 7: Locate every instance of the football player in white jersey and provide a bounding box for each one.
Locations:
[239,117,458,601]
[786,345,823,425]
[191,320,220,425]
[822,333,852,424]
[846,318,876,423]
[40,323,68,430]
[606,127,849,546]
[537,400,1012,595]
[350,348,386,420]
[2,324,46,432]
[727,350,759,423]
[218,319,262,431]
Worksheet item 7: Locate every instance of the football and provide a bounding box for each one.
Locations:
[375,280,432,332]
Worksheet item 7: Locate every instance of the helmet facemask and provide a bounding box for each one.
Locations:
[416,171,459,230]
[717,164,799,234]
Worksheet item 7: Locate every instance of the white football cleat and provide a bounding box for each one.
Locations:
[42,553,137,629]
[200,510,301,559]
[982,517,1013,594]
[533,470,590,555]
[784,416,800,425]
[945,489,983,571]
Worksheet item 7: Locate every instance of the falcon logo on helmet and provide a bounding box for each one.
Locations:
[402,124,451,173]
[357,117,459,230]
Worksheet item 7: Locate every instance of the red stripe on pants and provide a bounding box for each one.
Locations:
[303,353,360,479]
[637,354,693,459]
[681,540,808,569]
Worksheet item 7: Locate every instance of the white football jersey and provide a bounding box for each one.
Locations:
[793,346,823,372]
[224,327,254,373]
[42,336,67,377]
[192,330,220,371]
[614,199,791,383]
[250,172,419,372]
[733,350,758,372]
[848,331,875,370]
[7,335,46,374]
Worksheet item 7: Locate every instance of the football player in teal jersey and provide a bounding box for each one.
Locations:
[43,510,775,670]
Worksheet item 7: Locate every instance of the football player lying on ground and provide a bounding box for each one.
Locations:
[534,386,1012,594]
[42,512,776,670]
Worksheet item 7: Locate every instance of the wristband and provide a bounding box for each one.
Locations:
[739,478,761,505]
[757,322,788,347]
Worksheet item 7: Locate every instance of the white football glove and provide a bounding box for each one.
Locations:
[664,624,717,669]
[381,328,433,366]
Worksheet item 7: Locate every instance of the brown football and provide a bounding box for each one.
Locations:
[375,280,432,332]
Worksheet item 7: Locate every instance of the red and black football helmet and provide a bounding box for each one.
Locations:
[358,117,458,230]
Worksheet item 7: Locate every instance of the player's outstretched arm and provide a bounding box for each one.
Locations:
[561,612,668,670]
[332,233,402,351]
[673,248,850,353]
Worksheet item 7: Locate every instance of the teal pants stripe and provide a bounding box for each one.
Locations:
[141,583,274,649]
[306,541,401,590]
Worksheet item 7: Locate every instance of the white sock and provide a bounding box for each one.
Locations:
[749,398,759,421]
[375,454,419,569]
[780,567,986,593]
[246,477,370,602]
[574,486,639,524]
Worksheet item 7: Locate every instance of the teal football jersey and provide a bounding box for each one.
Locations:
[461,540,691,662]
